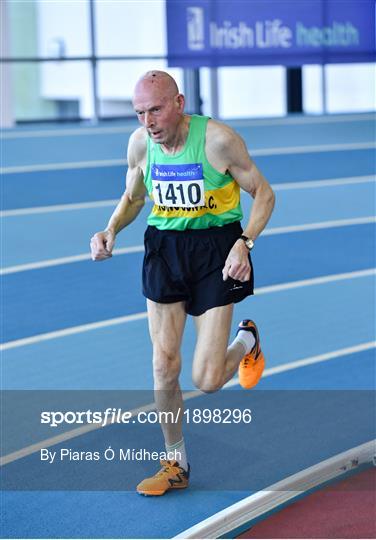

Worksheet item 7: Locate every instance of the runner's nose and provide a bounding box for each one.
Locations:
[144,111,154,128]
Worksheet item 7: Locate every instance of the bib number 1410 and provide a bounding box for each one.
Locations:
[152,179,205,208]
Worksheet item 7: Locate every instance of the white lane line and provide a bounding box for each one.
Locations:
[1,268,374,351]
[2,141,374,174]
[1,200,120,217]
[1,341,374,466]
[263,216,376,236]
[229,112,375,127]
[1,158,126,174]
[1,175,374,218]
[0,312,149,351]
[250,141,375,156]
[255,269,375,295]
[0,246,145,275]
[1,113,374,140]
[1,125,137,139]
[1,217,374,275]
[272,175,375,191]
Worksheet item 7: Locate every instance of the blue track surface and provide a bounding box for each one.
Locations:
[2,181,375,267]
[3,224,375,342]
[1,113,375,538]
[2,352,375,538]
[1,114,374,167]
[2,275,374,390]
[3,148,375,209]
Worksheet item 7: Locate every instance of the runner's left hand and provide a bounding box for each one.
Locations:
[222,239,251,282]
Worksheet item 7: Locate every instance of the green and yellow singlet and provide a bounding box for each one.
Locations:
[143,115,243,230]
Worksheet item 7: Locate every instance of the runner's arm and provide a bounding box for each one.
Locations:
[213,125,275,281]
[90,129,147,261]
[106,129,147,235]
[225,129,275,241]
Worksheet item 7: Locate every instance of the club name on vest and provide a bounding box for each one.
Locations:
[156,195,217,213]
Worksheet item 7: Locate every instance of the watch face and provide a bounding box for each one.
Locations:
[245,238,254,250]
[240,235,254,250]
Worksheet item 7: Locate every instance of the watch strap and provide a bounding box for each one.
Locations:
[240,235,254,250]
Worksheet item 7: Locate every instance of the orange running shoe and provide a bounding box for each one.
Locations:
[237,319,265,389]
[136,460,190,496]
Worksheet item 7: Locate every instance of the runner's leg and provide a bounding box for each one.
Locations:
[147,299,186,446]
[192,304,246,392]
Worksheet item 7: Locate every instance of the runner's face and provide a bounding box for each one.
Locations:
[133,86,183,144]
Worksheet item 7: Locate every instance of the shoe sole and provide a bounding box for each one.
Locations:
[137,484,188,496]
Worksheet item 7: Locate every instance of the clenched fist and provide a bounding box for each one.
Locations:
[90,230,115,261]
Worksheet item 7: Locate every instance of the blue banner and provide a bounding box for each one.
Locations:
[166,0,375,67]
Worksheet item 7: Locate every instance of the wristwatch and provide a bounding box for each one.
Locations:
[240,235,254,251]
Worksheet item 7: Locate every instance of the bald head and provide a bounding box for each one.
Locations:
[132,70,185,146]
[133,71,179,99]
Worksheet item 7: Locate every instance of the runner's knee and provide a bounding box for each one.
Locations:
[192,369,223,393]
[153,346,181,386]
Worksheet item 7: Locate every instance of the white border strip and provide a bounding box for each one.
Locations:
[174,441,376,539]
[2,142,374,174]
[2,217,374,275]
[1,342,374,466]
[1,269,374,351]
[1,175,374,218]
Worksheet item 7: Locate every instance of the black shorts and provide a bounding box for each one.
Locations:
[142,221,254,316]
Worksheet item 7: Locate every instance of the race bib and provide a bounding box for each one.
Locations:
[151,163,205,208]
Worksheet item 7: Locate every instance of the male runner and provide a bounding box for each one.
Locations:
[90,71,275,496]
